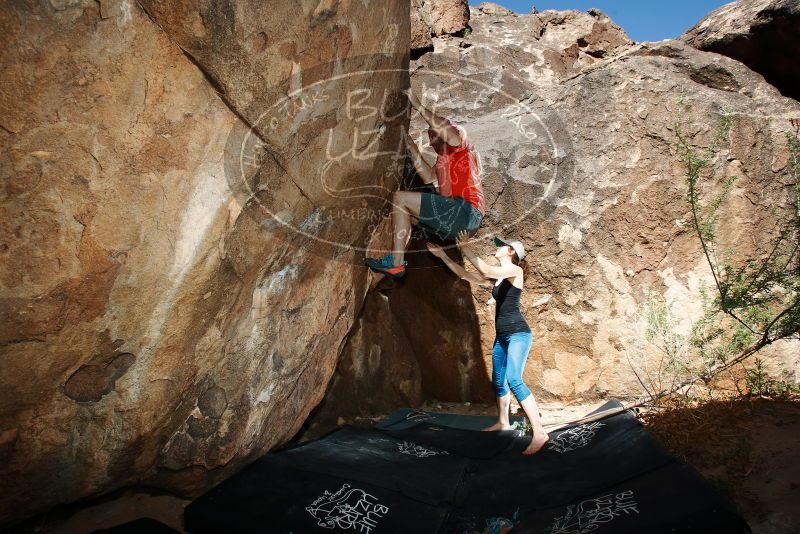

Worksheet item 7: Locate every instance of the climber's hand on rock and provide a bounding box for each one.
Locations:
[403,88,420,110]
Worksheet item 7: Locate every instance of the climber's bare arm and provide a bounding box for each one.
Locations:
[405,89,462,147]
[426,242,487,285]
[405,135,437,184]
[456,231,522,280]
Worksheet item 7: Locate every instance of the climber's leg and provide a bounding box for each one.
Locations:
[364,191,421,278]
[482,392,512,432]
[520,393,549,455]
[483,336,514,431]
[503,331,550,455]
[505,332,533,403]
[391,190,421,267]
[417,193,483,240]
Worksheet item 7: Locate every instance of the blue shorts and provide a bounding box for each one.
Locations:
[416,193,483,240]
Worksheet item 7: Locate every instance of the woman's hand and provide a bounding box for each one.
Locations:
[426,241,445,258]
[455,230,472,249]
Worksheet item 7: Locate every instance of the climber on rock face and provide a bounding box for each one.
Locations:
[364,88,485,279]
[427,231,550,456]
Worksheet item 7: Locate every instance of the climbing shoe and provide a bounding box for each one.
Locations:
[364,253,407,278]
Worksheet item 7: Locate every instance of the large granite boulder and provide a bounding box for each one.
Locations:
[319,5,799,423]
[475,3,514,17]
[303,162,494,438]
[411,0,471,50]
[0,0,409,525]
[681,0,800,101]
[301,291,424,438]
[404,6,800,400]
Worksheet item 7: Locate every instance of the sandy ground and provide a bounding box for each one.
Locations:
[10,398,798,533]
[643,398,800,534]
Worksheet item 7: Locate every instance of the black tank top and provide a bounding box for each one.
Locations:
[492,278,531,335]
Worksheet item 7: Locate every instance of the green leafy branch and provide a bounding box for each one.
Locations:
[672,104,800,383]
[628,102,799,406]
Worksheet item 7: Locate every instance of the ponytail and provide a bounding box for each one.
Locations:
[512,253,529,279]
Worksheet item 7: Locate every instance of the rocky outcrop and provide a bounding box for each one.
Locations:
[0,0,408,526]
[304,164,494,437]
[411,2,435,50]
[681,0,800,100]
[537,8,633,59]
[475,3,514,17]
[315,4,800,424]
[403,6,800,400]
[301,292,424,437]
[437,6,633,93]
[3,0,798,525]
[411,0,470,50]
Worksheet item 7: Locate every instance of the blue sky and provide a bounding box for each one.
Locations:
[468,1,733,42]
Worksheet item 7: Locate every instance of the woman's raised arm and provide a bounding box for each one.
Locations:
[456,231,521,280]
[426,242,486,284]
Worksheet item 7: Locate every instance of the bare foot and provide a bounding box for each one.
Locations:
[522,431,550,455]
[481,421,513,432]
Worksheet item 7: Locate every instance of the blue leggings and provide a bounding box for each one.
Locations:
[492,332,533,401]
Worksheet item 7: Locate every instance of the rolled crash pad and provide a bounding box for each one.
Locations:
[583,398,625,417]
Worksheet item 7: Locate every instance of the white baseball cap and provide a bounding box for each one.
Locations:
[494,236,526,261]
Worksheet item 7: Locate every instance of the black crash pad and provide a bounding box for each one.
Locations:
[376,408,525,431]
[513,461,749,534]
[184,460,447,534]
[455,406,674,515]
[383,422,518,459]
[183,400,750,533]
[263,426,468,505]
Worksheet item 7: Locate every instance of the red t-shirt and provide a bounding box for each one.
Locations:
[435,121,485,214]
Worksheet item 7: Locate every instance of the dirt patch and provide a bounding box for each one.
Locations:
[642,397,800,534]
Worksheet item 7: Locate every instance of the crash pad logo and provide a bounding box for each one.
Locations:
[547,422,605,454]
[550,490,639,534]
[306,483,389,532]
[223,54,574,263]
[397,441,449,458]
